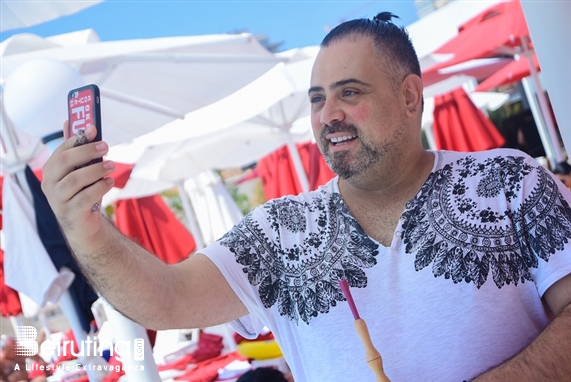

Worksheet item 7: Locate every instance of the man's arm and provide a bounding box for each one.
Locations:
[42,124,248,330]
[75,218,248,329]
[473,273,571,381]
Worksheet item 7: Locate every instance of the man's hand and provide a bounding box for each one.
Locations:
[41,122,115,245]
[41,122,248,331]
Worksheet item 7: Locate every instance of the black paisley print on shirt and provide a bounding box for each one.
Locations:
[402,154,571,289]
[219,193,378,324]
[219,154,571,324]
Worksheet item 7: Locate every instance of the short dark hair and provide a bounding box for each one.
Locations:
[554,161,571,175]
[321,12,421,91]
[236,367,288,382]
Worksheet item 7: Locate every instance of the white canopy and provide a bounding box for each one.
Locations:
[105,48,316,197]
[0,1,102,32]
[1,30,283,154]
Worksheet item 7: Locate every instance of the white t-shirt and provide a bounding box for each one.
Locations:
[202,149,571,381]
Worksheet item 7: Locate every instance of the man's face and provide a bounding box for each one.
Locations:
[309,35,407,180]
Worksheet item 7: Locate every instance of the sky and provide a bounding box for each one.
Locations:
[0,1,420,51]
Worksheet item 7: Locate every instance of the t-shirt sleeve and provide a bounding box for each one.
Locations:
[521,155,571,296]
[201,208,273,338]
[202,241,267,338]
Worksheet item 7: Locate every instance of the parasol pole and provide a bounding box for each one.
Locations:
[207,170,242,232]
[101,300,160,381]
[37,309,53,339]
[176,179,205,250]
[520,1,571,160]
[277,96,311,193]
[521,78,557,169]
[423,124,437,150]
[194,175,215,245]
[520,36,565,167]
[281,126,310,193]
[9,315,25,334]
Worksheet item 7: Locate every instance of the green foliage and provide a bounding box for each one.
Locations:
[421,129,430,150]
[251,180,266,209]
[104,204,114,220]
[161,188,187,225]
[228,183,252,216]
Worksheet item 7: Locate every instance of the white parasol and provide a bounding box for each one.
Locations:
[1,30,284,148]
[0,1,102,32]
[113,47,317,189]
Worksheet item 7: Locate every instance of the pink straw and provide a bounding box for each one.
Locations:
[339,279,360,320]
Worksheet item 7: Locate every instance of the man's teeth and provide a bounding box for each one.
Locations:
[330,135,357,143]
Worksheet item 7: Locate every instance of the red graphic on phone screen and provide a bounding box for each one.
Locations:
[69,88,94,137]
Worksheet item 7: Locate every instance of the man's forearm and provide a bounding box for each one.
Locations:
[65,217,178,329]
[474,303,571,381]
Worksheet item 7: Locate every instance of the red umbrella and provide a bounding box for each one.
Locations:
[115,195,196,264]
[112,162,136,189]
[427,0,530,72]
[0,248,23,317]
[432,87,505,152]
[308,142,336,190]
[256,141,335,200]
[256,143,307,199]
[424,0,564,167]
[0,175,13,317]
[110,160,196,264]
[476,53,540,91]
[0,175,3,230]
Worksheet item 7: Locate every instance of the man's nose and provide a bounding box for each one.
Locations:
[319,98,345,126]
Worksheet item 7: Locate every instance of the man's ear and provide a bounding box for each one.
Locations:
[402,74,423,117]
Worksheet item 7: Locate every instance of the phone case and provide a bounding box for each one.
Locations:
[67,84,102,165]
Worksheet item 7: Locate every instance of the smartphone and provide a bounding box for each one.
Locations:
[67,84,102,166]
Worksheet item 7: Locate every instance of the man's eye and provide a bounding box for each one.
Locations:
[310,95,324,104]
[343,90,356,97]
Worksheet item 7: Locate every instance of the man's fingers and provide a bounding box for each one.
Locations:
[42,122,108,219]
[55,175,114,235]
[63,120,69,140]
[47,140,109,185]
[68,175,115,213]
[42,121,109,244]
[58,160,115,202]
[55,124,99,152]
[68,124,99,148]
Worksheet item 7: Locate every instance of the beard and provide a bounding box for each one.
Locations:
[319,121,386,180]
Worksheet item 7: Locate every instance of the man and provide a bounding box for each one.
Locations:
[41,12,571,381]
[554,162,571,191]
[0,335,47,382]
